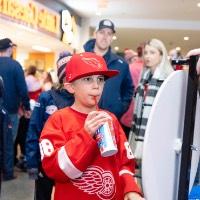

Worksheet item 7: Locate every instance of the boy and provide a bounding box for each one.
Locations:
[26,52,74,200]
[39,52,143,200]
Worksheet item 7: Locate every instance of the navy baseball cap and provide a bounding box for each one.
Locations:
[0,38,16,50]
[97,19,116,33]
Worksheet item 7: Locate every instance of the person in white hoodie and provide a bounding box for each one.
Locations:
[25,65,42,101]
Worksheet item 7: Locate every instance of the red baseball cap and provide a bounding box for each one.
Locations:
[66,52,119,82]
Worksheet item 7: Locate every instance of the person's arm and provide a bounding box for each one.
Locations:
[14,62,30,112]
[39,112,99,182]
[124,192,144,200]
[112,115,143,199]
[25,93,47,179]
[121,63,134,117]
[186,48,200,74]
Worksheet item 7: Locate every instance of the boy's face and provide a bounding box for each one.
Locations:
[65,75,105,112]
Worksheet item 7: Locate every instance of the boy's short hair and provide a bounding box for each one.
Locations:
[65,52,119,82]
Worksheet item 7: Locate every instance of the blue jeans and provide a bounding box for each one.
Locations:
[2,113,17,179]
[9,113,19,142]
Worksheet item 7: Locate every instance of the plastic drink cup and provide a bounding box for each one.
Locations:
[95,121,118,157]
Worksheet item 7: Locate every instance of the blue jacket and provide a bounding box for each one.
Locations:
[0,57,30,113]
[84,39,134,119]
[26,89,74,169]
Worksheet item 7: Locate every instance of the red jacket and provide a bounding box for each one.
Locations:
[40,107,141,200]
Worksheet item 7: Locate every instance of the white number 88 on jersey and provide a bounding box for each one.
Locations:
[39,139,54,160]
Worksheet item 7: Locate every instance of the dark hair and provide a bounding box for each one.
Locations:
[137,46,143,57]
[43,72,53,84]
[27,65,37,76]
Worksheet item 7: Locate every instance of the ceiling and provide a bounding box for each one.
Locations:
[0,0,200,57]
[58,0,200,55]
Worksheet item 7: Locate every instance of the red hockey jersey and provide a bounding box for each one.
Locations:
[39,107,141,200]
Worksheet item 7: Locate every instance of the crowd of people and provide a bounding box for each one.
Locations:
[0,18,199,200]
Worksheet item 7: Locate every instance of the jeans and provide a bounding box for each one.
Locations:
[8,113,19,142]
[2,112,15,179]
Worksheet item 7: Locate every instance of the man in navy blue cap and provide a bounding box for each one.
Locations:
[97,19,116,33]
[0,38,16,50]
[84,19,134,130]
[0,38,30,181]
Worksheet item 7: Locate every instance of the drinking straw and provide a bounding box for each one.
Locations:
[94,96,99,111]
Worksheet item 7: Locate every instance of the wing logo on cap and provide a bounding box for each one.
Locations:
[82,58,103,69]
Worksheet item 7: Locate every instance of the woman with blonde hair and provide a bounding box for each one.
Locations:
[129,38,174,187]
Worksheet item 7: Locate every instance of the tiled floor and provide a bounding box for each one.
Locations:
[1,168,34,200]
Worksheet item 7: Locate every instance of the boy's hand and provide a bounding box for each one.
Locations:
[124,192,144,200]
[186,48,200,57]
[84,111,111,137]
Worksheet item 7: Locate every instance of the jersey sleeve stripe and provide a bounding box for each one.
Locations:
[119,169,134,176]
[58,146,83,179]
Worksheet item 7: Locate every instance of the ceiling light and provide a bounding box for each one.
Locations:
[176,47,181,51]
[114,46,119,51]
[197,2,200,7]
[184,36,189,41]
[112,35,117,40]
[32,45,51,52]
